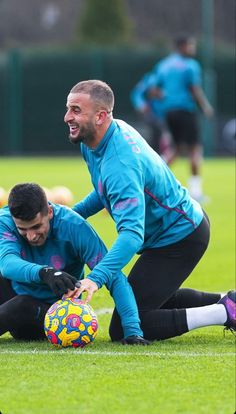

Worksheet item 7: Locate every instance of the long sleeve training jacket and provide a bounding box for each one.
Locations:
[73,120,203,287]
[0,204,143,338]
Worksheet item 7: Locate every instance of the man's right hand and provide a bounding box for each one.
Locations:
[39,267,78,296]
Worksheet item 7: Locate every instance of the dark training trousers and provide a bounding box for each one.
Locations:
[109,214,221,341]
[0,277,50,340]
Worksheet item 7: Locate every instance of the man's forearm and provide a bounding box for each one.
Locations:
[190,85,214,117]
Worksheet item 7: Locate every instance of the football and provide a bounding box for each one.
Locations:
[51,186,74,206]
[0,187,7,208]
[42,186,54,203]
[44,298,98,348]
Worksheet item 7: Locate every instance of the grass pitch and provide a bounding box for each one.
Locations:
[0,157,235,414]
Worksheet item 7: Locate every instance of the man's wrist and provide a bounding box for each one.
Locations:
[39,267,54,280]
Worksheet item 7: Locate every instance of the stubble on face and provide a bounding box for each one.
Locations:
[13,213,51,247]
[65,92,98,147]
[68,120,97,146]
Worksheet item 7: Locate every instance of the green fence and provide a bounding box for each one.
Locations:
[0,47,235,155]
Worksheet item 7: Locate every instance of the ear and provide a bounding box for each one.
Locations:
[95,110,107,125]
[48,204,53,219]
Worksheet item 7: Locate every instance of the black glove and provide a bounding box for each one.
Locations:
[121,335,151,346]
[39,267,78,296]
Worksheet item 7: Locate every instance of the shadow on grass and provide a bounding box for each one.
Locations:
[0,327,234,354]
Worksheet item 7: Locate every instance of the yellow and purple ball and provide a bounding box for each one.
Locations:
[44,298,98,348]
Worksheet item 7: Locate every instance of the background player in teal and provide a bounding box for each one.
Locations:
[145,35,214,202]
[0,183,147,344]
[130,71,166,155]
[64,79,235,341]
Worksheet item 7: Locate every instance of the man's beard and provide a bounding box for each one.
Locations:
[68,134,81,145]
[68,124,96,146]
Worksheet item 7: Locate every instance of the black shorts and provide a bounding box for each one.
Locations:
[166,110,200,145]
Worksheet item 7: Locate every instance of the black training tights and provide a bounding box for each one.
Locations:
[0,277,50,340]
[109,214,221,341]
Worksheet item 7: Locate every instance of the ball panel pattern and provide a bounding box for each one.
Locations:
[44,298,98,348]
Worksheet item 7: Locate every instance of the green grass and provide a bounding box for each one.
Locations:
[0,157,235,414]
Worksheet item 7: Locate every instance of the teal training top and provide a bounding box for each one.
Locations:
[130,71,165,120]
[151,53,202,113]
[0,203,143,338]
[73,120,203,286]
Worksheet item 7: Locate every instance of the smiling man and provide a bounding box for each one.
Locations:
[64,79,235,342]
[0,183,147,344]
[65,81,113,148]
[13,201,53,247]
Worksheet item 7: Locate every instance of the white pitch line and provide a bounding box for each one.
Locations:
[96,308,113,315]
[0,350,235,357]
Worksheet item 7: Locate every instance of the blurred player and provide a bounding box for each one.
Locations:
[130,71,169,155]
[148,34,214,202]
[0,183,147,344]
[64,79,235,342]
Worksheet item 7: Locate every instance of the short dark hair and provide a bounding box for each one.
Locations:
[8,183,48,221]
[174,34,195,48]
[70,80,114,113]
